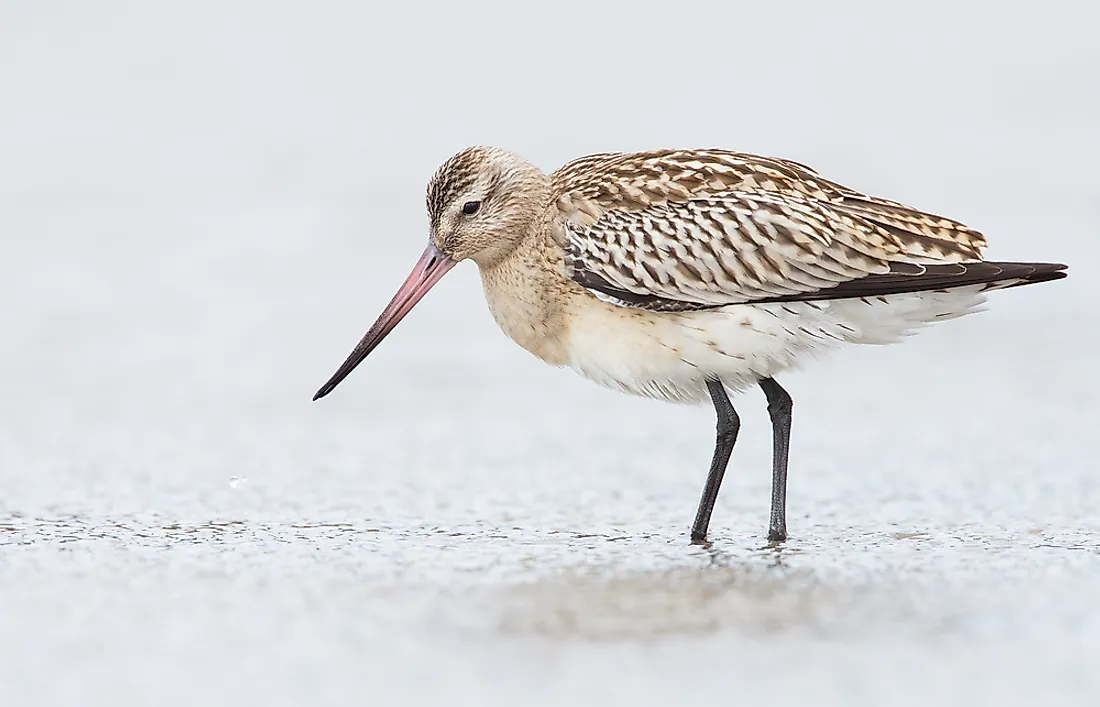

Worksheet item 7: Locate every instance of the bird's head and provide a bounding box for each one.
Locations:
[426,145,550,265]
[313,146,549,400]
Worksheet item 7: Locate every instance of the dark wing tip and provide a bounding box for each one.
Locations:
[754,260,1069,304]
[1001,261,1068,288]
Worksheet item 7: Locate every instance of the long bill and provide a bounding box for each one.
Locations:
[313,243,456,400]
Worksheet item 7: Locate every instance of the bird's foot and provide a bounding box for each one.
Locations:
[690,532,711,546]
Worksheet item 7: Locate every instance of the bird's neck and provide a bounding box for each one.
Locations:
[476,222,574,367]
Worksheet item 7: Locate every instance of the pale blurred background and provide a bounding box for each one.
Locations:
[1,1,1098,705]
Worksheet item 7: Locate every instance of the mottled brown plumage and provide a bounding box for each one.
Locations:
[552,148,987,258]
[543,148,1065,312]
[315,145,1067,543]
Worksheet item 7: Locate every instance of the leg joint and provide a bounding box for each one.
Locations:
[716,413,740,440]
[767,395,793,417]
[760,378,793,417]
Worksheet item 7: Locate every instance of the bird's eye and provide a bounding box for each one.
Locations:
[461,200,481,215]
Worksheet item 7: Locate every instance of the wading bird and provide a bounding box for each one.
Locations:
[313,147,1067,543]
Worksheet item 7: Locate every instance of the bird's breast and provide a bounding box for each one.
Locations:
[477,247,574,367]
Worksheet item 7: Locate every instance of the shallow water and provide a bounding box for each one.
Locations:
[3,1,1100,705]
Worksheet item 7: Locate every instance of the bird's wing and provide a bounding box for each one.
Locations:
[552,149,987,265]
[561,191,901,309]
[550,149,996,310]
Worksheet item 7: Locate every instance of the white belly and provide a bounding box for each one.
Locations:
[564,287,988,403]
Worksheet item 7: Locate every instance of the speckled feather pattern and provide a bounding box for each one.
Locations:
[552,149,991,312]
[551,149,986,259]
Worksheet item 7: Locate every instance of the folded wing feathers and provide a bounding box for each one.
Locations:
[552,148,988,257]
[553,149,1002,310]
[564,192,900,306]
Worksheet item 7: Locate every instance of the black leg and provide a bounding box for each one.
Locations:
[691,379,740,543]
[759,377,793,542]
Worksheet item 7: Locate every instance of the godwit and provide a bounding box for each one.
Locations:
[314,147,1067,543]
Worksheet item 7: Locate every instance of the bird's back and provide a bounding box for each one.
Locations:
[550,148,987,263]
